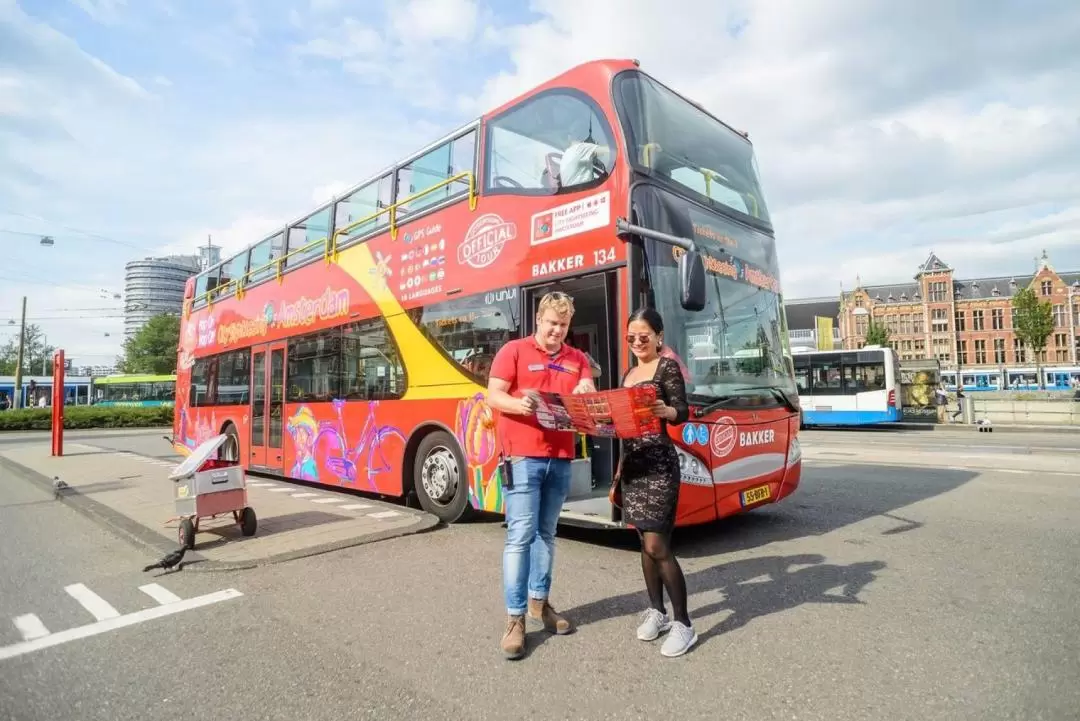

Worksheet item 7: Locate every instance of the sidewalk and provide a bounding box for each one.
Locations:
[0,442,441,570]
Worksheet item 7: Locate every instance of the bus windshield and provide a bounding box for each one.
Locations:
[645,234,796,406]
[615,70,771,226]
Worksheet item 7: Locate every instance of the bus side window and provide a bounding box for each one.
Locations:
[484,89,616,194]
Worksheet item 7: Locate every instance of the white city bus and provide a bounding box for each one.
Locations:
[792,346,902,426]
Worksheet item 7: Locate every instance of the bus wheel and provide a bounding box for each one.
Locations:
[220,424,240,462]
[413,431,471,524]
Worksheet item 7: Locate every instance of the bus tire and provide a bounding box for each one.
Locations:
[412,431,472,524]
[220,423,240,463]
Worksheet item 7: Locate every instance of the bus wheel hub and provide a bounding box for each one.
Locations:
[421,446,458,504]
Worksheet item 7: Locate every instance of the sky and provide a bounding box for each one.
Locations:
[1,0,1078,368]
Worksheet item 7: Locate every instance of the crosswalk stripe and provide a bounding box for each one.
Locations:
[13,614,50,641]
[267,488,293,493]
[64,583,121,621]
[340,504,372,511]
[290,493,320,498]
[0,589,244,662]
[139,584,182,605]
[311,497,345,504]
[368,510,402,519]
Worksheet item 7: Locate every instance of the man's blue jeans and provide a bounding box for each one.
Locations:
[503,456,572,616]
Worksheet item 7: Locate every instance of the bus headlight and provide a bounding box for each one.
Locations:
[787,436,802,465]
[676,447,712,487]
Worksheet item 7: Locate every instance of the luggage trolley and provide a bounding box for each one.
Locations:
[168,433,257,550]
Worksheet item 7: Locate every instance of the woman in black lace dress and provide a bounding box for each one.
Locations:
[615,307,697,657]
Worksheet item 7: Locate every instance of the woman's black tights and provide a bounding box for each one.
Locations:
[639,530,691,626]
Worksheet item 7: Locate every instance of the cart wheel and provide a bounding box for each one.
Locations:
[239,507,257,537]
[178,518,196,550]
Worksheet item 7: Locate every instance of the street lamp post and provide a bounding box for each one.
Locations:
[12,296,26,409]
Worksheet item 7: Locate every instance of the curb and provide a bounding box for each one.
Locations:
[0,455,444,572]
[806,423,1080,435]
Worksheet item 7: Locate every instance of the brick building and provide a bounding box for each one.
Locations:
[784,250,1080,379]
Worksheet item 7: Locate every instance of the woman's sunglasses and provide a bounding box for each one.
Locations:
[625,333,654,345]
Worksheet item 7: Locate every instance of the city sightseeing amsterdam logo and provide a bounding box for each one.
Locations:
[458,213,516,269]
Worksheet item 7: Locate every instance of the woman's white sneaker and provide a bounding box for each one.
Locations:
[636,608,671,641]
[660,621,698,657]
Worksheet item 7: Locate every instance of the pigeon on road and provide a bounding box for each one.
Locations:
[142,547,187,574]
[52,476,69,499]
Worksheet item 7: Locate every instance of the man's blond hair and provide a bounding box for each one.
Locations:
[536,291,575,317]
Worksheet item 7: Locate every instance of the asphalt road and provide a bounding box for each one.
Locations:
[1,429,1078,720]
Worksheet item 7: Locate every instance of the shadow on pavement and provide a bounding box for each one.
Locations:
[556,463,978,558]
[181,509,348,550]
[526,552,886,656]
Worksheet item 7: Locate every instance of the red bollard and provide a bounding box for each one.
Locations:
[51,350,64,457]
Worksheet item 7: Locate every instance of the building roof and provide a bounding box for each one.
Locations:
[783,298,840,330]
[839,251,1080,305]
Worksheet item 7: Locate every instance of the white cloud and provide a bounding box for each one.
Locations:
[389,0,479,44]
[70,0,127,25]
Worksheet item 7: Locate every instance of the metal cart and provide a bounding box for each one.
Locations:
[168,433,257,550]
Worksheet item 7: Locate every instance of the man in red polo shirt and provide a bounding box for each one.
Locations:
[486,290,595,659]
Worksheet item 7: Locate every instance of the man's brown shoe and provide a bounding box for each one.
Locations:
[501,615,526,659]
[528,598,573,635]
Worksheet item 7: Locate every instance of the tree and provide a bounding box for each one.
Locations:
[1012,287,1054,389]
[0,323,56,376]
[863,320,890,347]
[117,313,181,374]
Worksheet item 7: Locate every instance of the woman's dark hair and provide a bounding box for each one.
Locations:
[627,307,664,334]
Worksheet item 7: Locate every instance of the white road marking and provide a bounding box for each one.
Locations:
[0,589,243,662]
[311,497,345,504]
[248,482,275,488]
[13,614,50,641]
[996,469,1029,474]
[290,493,320,498]
[139,583,182,605]
[64,583,121,621]
[267,488,294,493]
[340,504,372,511]
[368,510,402,519]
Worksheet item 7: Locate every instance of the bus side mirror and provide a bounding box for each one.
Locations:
[679,250,706,311]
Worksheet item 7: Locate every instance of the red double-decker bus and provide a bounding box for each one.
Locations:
[175,58,803,528]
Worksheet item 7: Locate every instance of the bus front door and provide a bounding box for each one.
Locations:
[249,341,286,473]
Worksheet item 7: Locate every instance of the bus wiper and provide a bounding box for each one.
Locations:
[692,385,800,418]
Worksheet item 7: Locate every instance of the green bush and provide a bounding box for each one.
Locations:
[0,405,174,431]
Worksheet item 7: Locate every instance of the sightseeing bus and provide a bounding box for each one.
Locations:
[792,346,902,426]
[93,374,177,407]
[174,58,803,529]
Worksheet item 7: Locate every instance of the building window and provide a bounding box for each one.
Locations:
[971,309,984,331]
[913,313,924,334]
[899,314,912,335]
[974,339,987,364]
[991,308,1004,330]
[855,315,868,336]
[1053,304,1066,327]
[1055,332,1068,348]
[993,338,1006,364]
[956,339,967,365]
[1013,338,1026,364]
[931,308,949,331]
[929,281,948,302]
[954,311,965,332]
[1041,280,1052,296]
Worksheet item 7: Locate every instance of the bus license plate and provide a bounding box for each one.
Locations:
[740,484,772,507]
